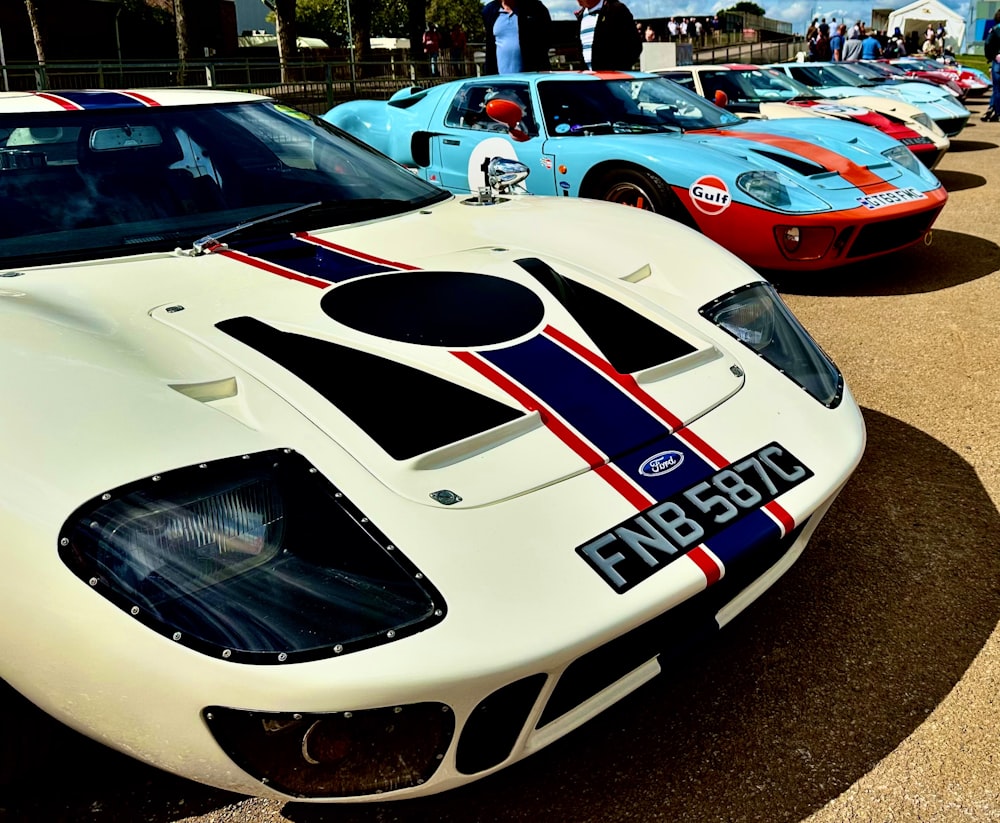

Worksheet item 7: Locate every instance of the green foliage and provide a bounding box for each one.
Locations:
[724,2,766,17]
[428,0,485,39]
[293,0,484,46]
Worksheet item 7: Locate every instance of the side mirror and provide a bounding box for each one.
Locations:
[714,90,729,108]
[484,97,531,142]
[487,157,529,193]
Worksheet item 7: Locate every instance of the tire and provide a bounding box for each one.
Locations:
[591,167,699,230]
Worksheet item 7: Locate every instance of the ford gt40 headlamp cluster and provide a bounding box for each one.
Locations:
[701,283,843,408]
[58,449,445,663]
[735,170,831,213]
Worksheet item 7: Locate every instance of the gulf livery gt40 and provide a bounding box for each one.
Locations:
[657,64,949,169]
[325,72,946,272]
[0,88,864,802]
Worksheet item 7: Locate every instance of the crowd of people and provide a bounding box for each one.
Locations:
[482,0,647,73]
[804,16,953,62]
[635,16,725,47]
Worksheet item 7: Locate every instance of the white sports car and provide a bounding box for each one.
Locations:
[0,88,865,802]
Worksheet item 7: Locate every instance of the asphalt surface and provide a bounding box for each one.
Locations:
[3,98,1000,823]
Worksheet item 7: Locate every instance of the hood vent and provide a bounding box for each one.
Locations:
[516,257,696,374]
[216,317,524,460]
[750,148,826,177]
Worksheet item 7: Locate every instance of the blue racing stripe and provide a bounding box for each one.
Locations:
[51,91,151,109]
[231,236,396,283]
[483,335,667,460]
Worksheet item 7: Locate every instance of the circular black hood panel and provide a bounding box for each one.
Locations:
[321,271,545,347]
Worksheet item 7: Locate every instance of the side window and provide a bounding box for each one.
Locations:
[444,83,537,136]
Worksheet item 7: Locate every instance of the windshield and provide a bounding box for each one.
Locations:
[833,61,893,81]
[0,100,449,267]
[698,68,819,103]
[780,63,870,88]
[537,75,743,135]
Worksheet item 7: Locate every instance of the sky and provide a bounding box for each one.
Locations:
[543,0,971,39]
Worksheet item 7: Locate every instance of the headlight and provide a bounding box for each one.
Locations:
[700,282,843,407]
[882,144,922,174]
[736,170,830,213]
[882,144,937,183]
[911,111,944,136]
[59,449,446,664]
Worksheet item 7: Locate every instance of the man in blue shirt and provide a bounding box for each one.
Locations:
[482,0,552,75]
[860,31,882,59]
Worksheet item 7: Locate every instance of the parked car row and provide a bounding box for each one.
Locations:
[10,55,973,798]
[327,69,950,273]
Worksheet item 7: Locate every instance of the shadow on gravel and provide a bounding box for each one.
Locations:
[943,138,999,152]
[767,229,1000,296]
[273,409,1000,823]
[3,413,998,823]
[935,169,988,191]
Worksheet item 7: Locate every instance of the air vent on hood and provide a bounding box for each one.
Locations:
[750,149,825,177]
[216,317,524,460]
[516,257,696,374]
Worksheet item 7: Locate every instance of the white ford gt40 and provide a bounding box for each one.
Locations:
[0,88,864,801]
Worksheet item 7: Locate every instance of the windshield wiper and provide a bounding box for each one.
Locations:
[192,201,324,255]
[190,199,422,255]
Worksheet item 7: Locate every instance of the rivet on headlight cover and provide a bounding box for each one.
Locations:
[58,449,446,664]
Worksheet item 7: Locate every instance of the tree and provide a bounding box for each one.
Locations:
[175,0,191,84]
[724,2,766,17]
[24,0,47,66]
[263,0,299,82]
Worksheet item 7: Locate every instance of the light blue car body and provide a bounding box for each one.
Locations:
[760,62,971,136]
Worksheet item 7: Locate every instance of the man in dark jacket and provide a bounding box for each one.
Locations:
[482,0,553,75]
[984,11,1000,121]
[575,0,642,71]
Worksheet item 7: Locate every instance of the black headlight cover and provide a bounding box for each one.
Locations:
[59,449,445,664]
[700,282,844,408]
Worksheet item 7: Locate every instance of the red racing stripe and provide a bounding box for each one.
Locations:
[452,349,654,510]
[545,324,794,533]
[715,129,894,191]
[688,546,724,584]
[120,91,161,107]
[544,325,684,430]
[217,248,331,288]
[295,232,420,270]
[33,93,83,111]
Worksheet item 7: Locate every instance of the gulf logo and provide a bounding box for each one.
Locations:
[689,175,731,216]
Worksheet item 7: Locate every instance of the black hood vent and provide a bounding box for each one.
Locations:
[217,317,523,460]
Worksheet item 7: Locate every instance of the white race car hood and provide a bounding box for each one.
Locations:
[6,200,749,510]
[152,235,741,507]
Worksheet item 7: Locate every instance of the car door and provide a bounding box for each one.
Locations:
[428,80,558,196]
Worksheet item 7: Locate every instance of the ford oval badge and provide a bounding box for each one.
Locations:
[639,450,684,477]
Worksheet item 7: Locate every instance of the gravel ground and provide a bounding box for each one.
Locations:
[3,98,999,823]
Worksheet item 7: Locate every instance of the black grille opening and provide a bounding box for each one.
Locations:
[847,207,941,259]
[538,522,807,727]
[456,674,547,774]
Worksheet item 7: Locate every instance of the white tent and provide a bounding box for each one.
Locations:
[886,0,965,53]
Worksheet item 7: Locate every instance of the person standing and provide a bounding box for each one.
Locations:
[422,23,441,75]
[841,29,864,60]
[860,29,882,58]
[983,10,1000,121]
[829,23,846,61]
[482,0,552,74]
[449,23,468,72]
[576,0,642,70]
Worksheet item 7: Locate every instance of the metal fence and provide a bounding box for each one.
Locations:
[0,37,804,115]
